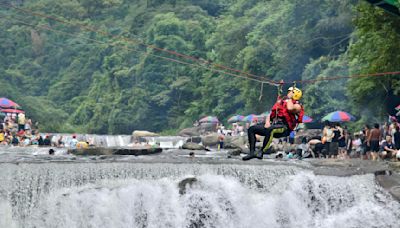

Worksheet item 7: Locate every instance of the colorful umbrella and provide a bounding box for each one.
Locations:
[227,115,244,123]
[0,109,25,114]
[302,115,313,123]
[0,97,20,108]
[322,111,355,122]
[243,114,260,122]
[199,116,219,123]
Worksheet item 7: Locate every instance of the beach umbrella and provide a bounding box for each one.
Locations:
[199,116,219,123]
[227,115,244,123]
[0,109,25,114]
[243,114,259,122]
[302,115,313,123]
[322,111,355,122]
[0,97,20,108]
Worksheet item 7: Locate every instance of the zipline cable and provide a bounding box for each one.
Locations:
[0,14,269,84]
[285,71,400,84]
[2,3,400,88]
[0,2,279,86]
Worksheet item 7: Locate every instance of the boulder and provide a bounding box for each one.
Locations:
[179,127,201,137]
[182,142,206,150]
[132,130,159,138]
[186,136,202,144]
[227,148,242,156]
[294,129,322,144]
[201,133,219,147]
[178,123,218,137]
[178,177,198,195]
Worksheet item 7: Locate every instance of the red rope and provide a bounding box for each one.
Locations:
[1,2,278,85]
[0,15,267,84]
[287,71,400,84]
[2,2,400,86]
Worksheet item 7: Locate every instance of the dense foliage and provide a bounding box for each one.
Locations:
[0,0,399,133]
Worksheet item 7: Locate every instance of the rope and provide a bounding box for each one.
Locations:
[0,2,279,86]
[258,82,264,101]
[284,71,400,85]
[0,14,268,84]
[2,3,400,87]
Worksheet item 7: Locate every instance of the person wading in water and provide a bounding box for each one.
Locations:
[243,86,304,160]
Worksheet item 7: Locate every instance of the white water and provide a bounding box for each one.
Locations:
[0,162,399,228]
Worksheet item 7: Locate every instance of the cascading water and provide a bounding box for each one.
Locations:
[0,161,399,228]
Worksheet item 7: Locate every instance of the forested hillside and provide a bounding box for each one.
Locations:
[0,0,399,134]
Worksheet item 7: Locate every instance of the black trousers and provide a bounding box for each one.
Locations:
[247,123,290,153]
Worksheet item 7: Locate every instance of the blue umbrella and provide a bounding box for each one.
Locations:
[322,111,355,122]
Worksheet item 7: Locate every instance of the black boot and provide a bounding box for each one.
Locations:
[242,151,257,161]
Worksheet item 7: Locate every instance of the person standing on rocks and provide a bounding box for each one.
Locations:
[243,86,304,160]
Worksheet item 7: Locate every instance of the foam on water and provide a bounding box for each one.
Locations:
[0,161,399,228]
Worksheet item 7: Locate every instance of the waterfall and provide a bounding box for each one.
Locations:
[48,134,132,147]
[0,162,399,228]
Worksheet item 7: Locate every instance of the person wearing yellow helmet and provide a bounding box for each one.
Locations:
[287,87,302,101]
[243,86,304,160]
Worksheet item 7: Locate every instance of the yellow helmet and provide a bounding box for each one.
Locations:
[288,87,302,100]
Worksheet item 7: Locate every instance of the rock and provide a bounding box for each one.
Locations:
[178,177,197,195]
[223,142,240,149]
[178,124,218,137]
[227,148,242,156]
[186,136,202,144]
[132,130,159,138]
[182,142,206,150]
[68,147,162,156]
[239,145,250,154]
[201,133,219,147]
[179,127,201,137]
[228,136,247,148]
[294,129,322,144]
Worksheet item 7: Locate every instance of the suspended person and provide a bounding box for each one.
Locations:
[243,86,304,160]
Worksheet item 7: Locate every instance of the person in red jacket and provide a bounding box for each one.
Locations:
[243,87,304,160]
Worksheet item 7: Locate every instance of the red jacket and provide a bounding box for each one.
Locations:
[270,97,304,131]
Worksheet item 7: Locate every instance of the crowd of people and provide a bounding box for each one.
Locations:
[0,112,89,149]
[297,120,400,161]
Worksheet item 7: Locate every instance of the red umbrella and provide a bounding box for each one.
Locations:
[0,97,20,108]
[0,109,25,114]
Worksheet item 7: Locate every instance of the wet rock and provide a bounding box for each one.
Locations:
[132,130,159,138]
[227,148,242,156]
[179,127,201,137]
[201,133,219,147]
[178,177,197,195]
[68,147,162,156]
[182,142,206,150]
[186,136,202,144]
[179,124,218,137]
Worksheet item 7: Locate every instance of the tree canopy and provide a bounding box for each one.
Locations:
[0,0,399,133]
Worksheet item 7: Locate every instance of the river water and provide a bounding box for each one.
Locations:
[0,146,399,228]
